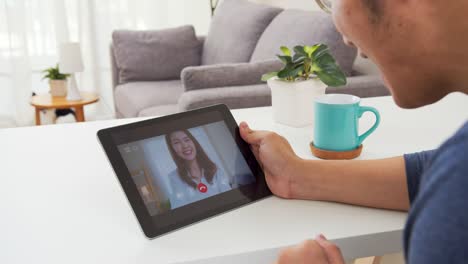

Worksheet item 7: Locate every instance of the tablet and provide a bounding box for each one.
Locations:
[98,105,271,238]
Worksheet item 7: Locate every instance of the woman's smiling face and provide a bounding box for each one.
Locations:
[170,131,197,162]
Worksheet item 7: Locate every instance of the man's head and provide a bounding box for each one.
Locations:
[327,0,468,108]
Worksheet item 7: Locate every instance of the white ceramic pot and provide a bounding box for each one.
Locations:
[49,80,67,97]
[268,77,327,127]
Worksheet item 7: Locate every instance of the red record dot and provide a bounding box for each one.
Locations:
[198,183,208,193]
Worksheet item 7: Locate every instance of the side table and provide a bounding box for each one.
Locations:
[30,92,99,125]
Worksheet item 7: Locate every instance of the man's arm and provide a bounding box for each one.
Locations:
[240,122,411,211]
[292,150,437,211]
[292,157,410,211]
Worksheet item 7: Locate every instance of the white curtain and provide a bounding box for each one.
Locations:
[0,0,211,126]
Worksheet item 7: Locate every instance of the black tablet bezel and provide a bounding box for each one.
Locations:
[97,104,271,238]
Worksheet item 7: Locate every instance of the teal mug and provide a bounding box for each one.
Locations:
[314,94,380,151]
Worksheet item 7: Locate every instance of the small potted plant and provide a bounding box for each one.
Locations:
[262,44,347,127]
[42,64,70,97]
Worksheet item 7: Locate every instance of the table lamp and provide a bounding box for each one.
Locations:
[59,42,84,101]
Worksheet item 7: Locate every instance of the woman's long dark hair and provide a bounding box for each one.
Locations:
[165,129,217,189]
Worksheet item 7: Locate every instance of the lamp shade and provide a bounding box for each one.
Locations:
[59,42,84,74]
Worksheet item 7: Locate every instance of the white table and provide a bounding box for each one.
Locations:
[1,93,467,264]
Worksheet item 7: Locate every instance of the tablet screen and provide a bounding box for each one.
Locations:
[117,121,256,216]
[99,105,270,238]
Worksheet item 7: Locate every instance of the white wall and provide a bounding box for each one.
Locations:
[249,0,381,75]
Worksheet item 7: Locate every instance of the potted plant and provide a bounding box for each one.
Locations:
[42,64,70,97]
[262,44,347,127]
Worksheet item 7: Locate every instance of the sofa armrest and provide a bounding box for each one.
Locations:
[178,84,271,111]
[181,60,282,91]
[326,75,390,98]
[197,35,206,45]
[178,75,388,112]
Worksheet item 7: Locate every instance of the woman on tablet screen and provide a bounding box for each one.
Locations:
[165,129,231,209]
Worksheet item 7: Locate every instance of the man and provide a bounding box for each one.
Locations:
[239,0,468,263]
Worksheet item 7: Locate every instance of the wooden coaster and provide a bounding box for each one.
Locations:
[310,142,363,160]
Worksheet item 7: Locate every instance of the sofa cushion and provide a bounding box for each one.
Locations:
[202,0,282,65]
[250,10,357,76]
[178,84,272,111]
[114,80,184,118]
[181,60,283,91]
[326,75,390,98]
[138,104,179,117]
[112,26,202,84]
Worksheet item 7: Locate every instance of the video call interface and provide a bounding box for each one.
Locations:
[118,121,256,216]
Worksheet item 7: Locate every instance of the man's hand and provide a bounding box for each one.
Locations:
[275,235,345,264]
[240,122,302,199]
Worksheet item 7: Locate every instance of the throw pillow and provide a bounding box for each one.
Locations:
[250,10,357,76]
[202,0,282,65]
[113,25,202,83]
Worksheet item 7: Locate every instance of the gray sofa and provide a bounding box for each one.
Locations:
[111,0,389,119]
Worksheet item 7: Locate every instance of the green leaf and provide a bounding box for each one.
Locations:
[294,45,307,56]
[313,53,347,86]
[315,52,335,66]
[312,44,331,60]
[292,53,306,64]
[277,64,296,79]
[291,65,304,77]
[310,47,348,86]
[280,46,291,56]
[42,64,70,80]
[277,55,292,65]
[304,44,320,57]
[265,43,347,84]
[261,71,279,82]
[315,70,347,86]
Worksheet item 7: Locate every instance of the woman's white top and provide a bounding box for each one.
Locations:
[168,168,232,209]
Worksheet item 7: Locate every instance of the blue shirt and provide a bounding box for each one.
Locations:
[404,121,468,263]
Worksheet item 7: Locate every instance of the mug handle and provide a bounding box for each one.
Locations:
[357,106,381,146]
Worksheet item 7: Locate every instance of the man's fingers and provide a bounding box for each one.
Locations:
[276,240,328,264]
[315,234,345,264]
[239,122,273,145]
